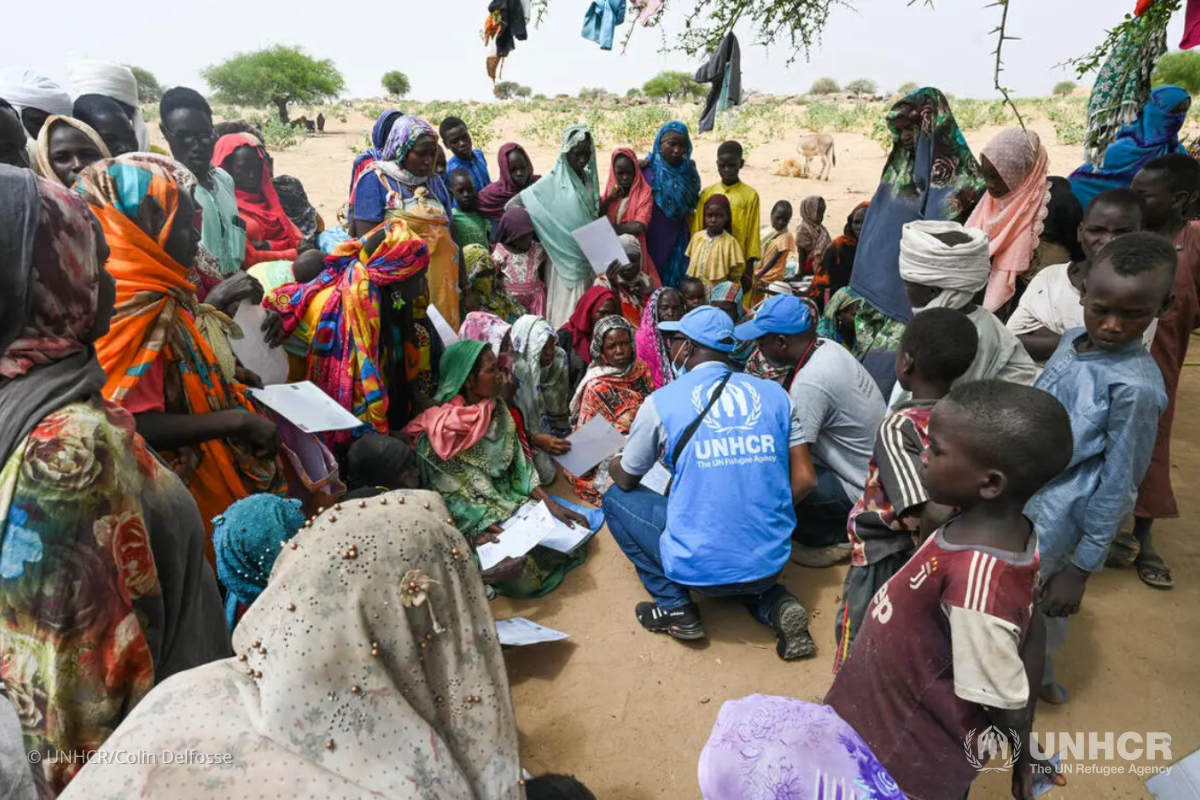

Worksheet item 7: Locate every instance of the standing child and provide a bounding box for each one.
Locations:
[492,207,547,316]
[448,169,490,250]
[833,307,977,670]
[1026,233,1173,704]
[749,200,795,307]
[439,116,491,192]
[680,276,708,313]
[827,380,1074,800]
[686,194,745,291]
[695,141,761,291]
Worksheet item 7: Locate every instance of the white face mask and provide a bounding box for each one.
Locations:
[670,341,692,377]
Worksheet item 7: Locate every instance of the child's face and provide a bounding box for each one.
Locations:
[850,206,868,238]
[506,150,531,189]
[613,156,636,192]
[405,135,438,178]
[980,154,1010,199]
[717,152,742,185]
[1131,168,1188,229]
[924,404,988,507]
[443,125,473,161]
[681,282,707,311]
[903,280,942,312]
[1078,203,1141,261]
[508,233,533,254]
[450,175,478,210]
[1080,257,1172,350]
[705,205,730,235]
[770,207,792,232]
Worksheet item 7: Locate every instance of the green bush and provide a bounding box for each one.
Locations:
[1053,81,1078,97]
[810,77,840,95]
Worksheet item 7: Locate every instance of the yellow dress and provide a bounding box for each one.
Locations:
[686,230,745,290]
[694,181,762,278]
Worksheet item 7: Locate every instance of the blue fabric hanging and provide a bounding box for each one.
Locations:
[582,0,627,50]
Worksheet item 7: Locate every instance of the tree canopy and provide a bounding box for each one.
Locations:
[203,45,345,123]
[495,81,531,100]
[1052,80,1077,96]
[129,67,163,103]
[846,78,877,96]
[896,81,919,96]
[382,71,411,98]
[1154,50,1200,96]
[809,77,839,95]
[642,71,703,103]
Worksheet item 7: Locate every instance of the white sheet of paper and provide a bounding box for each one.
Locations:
[571,217,629,275]
[495,617,569,646]
[552,416,626,476]
[248,381,363,433]
[640,461,672,496]
[476,503,555,570]
[538,510,594,553]
[229,304,289,386]
[427,304,459,345]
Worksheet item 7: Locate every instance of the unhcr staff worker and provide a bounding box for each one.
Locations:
[603,306,817,661]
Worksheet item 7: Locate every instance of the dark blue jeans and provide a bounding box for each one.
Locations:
[794,464,855,548]
[601,484,789,626]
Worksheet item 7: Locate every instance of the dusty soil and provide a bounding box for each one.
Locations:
[260,111,1200,799]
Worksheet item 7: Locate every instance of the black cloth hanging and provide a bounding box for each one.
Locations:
[489,0,528,58]
[694,32,742,134]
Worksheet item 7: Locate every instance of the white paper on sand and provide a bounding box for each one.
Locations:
[551,416,626,477]
[1147,743,1193,799]
[496,617,569,647]
[571,217,629,275]
[248,381,363,433]
[230,304,289,386]
[427,304,459,345]
[640,461,673,496]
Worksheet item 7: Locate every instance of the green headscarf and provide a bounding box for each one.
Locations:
[433,339,488,403]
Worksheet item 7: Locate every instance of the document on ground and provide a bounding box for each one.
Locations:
[551,416,626,477]
[248,382,363,433]
[495,617,569,646]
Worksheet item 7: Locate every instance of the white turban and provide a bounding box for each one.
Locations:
[0,68,74,117]
[618,233,642,261]
[899,220,991,311]
[67,60,148,151]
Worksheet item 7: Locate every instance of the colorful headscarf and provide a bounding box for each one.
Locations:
[461,311,514,361]
[709,280,743,307]
[478,142,539,220]
[849,88,984,324]
[349,109,402,198]
[264,220,430,445]
[520,125,600,289]
[970,129,1051,311]
[380,115,438,185]
[213,133,303,255]
[33,115,110,185]
[495,207,535,245]
[635,287,680,389]
[1070,84,1190,207]
[818,286,865,343]
[213,495,306,630]
[464,243,525,323]
[563,286,616,364]
[645,121,702,220]
[568,314,645,436]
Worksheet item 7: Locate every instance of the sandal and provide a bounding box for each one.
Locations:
[1136,554,1175,589]
[636,602,707,641]
[791,542,853,569]
[1106,532,1140,568]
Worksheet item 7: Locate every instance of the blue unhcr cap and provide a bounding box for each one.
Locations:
[658,305,737,353]
[734,295,815,341]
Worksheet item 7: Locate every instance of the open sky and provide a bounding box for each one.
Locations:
[5,1,1189,102]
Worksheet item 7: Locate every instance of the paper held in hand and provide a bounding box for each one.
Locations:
[476,500,593,570]
[551,416,627,477]
[495,617,569,646]
[230,304,289,386]
[427,304,459,345]
[248,381,363,433]
[571,217,629,275]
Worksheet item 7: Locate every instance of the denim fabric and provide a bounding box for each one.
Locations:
[794,464,854,548]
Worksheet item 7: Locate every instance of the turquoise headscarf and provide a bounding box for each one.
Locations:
[213,495,306,630]
[645,121,701,220]
[519,125,600,289]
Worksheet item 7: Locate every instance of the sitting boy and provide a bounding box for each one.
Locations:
[833,307,977,670]
[1025,232,1173,705]
[827,380,1074,800]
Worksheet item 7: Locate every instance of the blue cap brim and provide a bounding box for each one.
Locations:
[658,320,684,334]
[733,318,769,341]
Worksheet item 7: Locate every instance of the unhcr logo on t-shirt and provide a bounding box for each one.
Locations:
[689,379,777,466]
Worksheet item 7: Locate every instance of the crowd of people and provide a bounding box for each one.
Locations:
[0,59,1196,800]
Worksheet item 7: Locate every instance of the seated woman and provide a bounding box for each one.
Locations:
[815,202,869,311]
[58,491,595,799]
[405,341,588,597]
[343,432,421,500]
[213,494,306,630]
[595,235,652,326]
[512,315,573,485]
[273,174,325,251]
[566,316,653,505]
[79,155,288,554]
[464,243,524,323]
[558,285,618,391]
[0,166,229,796]
[33,114,108,186]
[635,286,685,389]
[492,207,547,316]
[213,133,304,267]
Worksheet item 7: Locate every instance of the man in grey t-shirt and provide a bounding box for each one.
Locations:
[736,296,886,566]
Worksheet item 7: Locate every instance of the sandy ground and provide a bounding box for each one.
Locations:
[263,112,1200,799]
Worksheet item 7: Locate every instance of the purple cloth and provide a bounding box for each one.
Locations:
[643,168,691,289]
[698,695,903,800]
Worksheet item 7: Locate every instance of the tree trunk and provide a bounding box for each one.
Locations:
[274,98,289,124]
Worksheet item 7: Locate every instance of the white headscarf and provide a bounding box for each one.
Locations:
[58,490,525,800]
[66,60,148,151]
[898,220,992,311]
[0,68,73,118]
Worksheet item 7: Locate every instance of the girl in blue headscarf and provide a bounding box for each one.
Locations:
[642,121,702,288]
[1069,85,1191,208]
[348,109,402,202]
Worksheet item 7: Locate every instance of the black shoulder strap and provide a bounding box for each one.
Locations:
[671,371,732,467]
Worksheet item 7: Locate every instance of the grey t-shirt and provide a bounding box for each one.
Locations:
[789,339,887,497]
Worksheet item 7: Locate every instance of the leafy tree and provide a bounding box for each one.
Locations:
[846,78,877,96]
[809,77,839,95]
[1153,50,1200,96]
[642,71,702,103]
[627,87,643,98]
[515,85,532,98]
[129,67,164,103]
[382,71,411,98]
[579,87,612,102]
[1052,80,1077,96]
[203,45,345,124]
[495,81,521,99]
[896,81,919,96]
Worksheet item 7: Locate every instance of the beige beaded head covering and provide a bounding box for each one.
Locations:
[60,490,524,800]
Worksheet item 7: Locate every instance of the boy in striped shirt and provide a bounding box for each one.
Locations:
[833,308,977,668]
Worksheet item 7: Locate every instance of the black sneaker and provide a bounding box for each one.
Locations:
[635,602,706,641]
[771,595,817,661]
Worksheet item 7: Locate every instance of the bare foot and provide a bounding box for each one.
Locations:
[1040,683,1068,705]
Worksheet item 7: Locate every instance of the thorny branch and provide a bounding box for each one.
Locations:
[988,0,1026,129]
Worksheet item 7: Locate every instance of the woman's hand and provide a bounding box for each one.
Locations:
[474,525,504,547]
[261,311,287,348]
[480,556,526,585]
[234,410,281,457]
[205,272,264,315]
[531,433,571,455]
[544,496,588,528]
[234,365,263,389]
